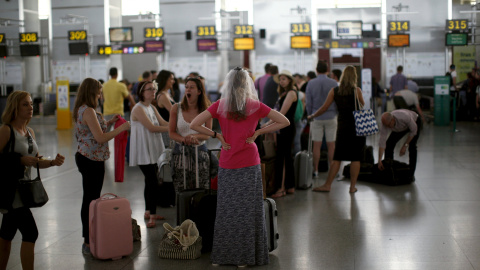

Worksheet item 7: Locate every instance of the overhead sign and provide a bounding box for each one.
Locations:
[388,34,410,47]
[388,21,410,33]
[233,37,255,51]
[144,40,164,53]
[144,27,164,38]
[122,44,144,54]
[291,23,311,34]
[197,26,216,36]
[446,33,468,46]
[446,19,468,31]
[318,39,380,49]
[0,33,5,44]
[19,32,38,43]
[290,36,311,49]
[197,39,217,51]
[97,45,122,55]
[68,30,87,41]
[234,25,254,36]
[337,21,362,36]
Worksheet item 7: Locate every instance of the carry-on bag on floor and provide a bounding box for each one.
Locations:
[294,121,313,189]
[343,145,375,181]
[89,193,133,260]
[264,198,279,252]
[372,159,414,186]
[176,146,218,253]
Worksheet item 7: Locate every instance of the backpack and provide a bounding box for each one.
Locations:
[294,91,303,122]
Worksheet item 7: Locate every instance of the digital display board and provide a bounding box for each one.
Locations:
[0,46,7,57]
[144,27,164,38]
[20,44,41,56]
[19,32,38,43]
[196,26,216,36]
[388,34,410,47]
[0,33,5,44]
[291,23,311,34]
[234,25,253,35]
[68,30,87,41]
[446,33,468,46]
[290,36,311,49]
[197,39,217,51]
[337,21,362,36]
[388,21,410,33]
[446,19,468,31]
[233,37,255,51]
[68,42,89,55]
[97,45,123,55]
[109,27,133,42]
[144,40,164,53]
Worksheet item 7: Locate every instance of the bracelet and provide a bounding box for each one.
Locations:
[213,131,217,138]
[50,160,54,166]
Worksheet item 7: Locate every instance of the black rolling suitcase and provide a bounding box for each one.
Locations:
[264,198,279,252]
[372,159,414,186]
[176,146,218,253]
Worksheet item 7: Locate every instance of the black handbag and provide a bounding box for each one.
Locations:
[18,164,49,208]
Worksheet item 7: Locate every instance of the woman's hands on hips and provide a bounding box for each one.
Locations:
[217,134,230,150]
[246,131,259,144]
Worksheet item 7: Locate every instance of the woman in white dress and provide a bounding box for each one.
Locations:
[129,80,169,228]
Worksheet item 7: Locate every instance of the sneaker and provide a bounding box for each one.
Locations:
[82,243,91,255]
[313,171,319,178]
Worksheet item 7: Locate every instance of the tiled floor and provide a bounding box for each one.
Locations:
[2,117,480,270]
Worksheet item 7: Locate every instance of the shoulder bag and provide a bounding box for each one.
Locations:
[17,129,49,208]
[158,219,202,260]
[353,88,379,136]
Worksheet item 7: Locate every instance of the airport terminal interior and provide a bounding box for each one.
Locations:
[2,0,480,269]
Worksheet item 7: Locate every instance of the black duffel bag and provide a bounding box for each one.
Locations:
[372,159,414,186]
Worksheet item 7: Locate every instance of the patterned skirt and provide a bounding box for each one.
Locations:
[211,165,269,266]
[171,144,210,193]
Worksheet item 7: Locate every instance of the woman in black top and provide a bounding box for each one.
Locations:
[308,66,366,193]
[264,70,298,198]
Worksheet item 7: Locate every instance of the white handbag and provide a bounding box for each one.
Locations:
[353,88,379,136]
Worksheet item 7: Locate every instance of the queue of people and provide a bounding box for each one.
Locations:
[1,63,426,269]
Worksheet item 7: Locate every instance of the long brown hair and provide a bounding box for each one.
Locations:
[338,66,357,96]
[277,75,295,95]
[1,90,31,125]
[181,77,211,112]
[73,78,102,122]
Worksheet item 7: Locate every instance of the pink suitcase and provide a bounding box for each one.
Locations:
[89,193,133,260]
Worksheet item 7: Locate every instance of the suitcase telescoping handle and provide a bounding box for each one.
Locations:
[182,144,199,189]
[99,193,118,200]
[307,118,313,156]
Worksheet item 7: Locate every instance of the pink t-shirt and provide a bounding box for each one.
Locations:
[208,99,271,169]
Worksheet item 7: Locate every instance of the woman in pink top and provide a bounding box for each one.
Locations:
[191,67,289,267]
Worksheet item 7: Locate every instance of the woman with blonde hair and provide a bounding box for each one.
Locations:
[308,66,366,193]
[0,91,65,270]
[191,67,289,267]
[73,78,130,254]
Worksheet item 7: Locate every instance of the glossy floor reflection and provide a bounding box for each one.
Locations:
[2,117,480,270]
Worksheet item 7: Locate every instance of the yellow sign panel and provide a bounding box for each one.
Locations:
[19,32,38,43]
[233,37,255,50]
[68,30,87,41]
[56,80,72,130]
[197,26,216,36]
[144,27,164,38]
[291,36,311,49]
[0,33,5,44]
[388,34,409,47]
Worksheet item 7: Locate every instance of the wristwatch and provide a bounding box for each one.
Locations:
[404,144,409,147]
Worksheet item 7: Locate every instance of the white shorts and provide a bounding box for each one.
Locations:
[311,118,337,142]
